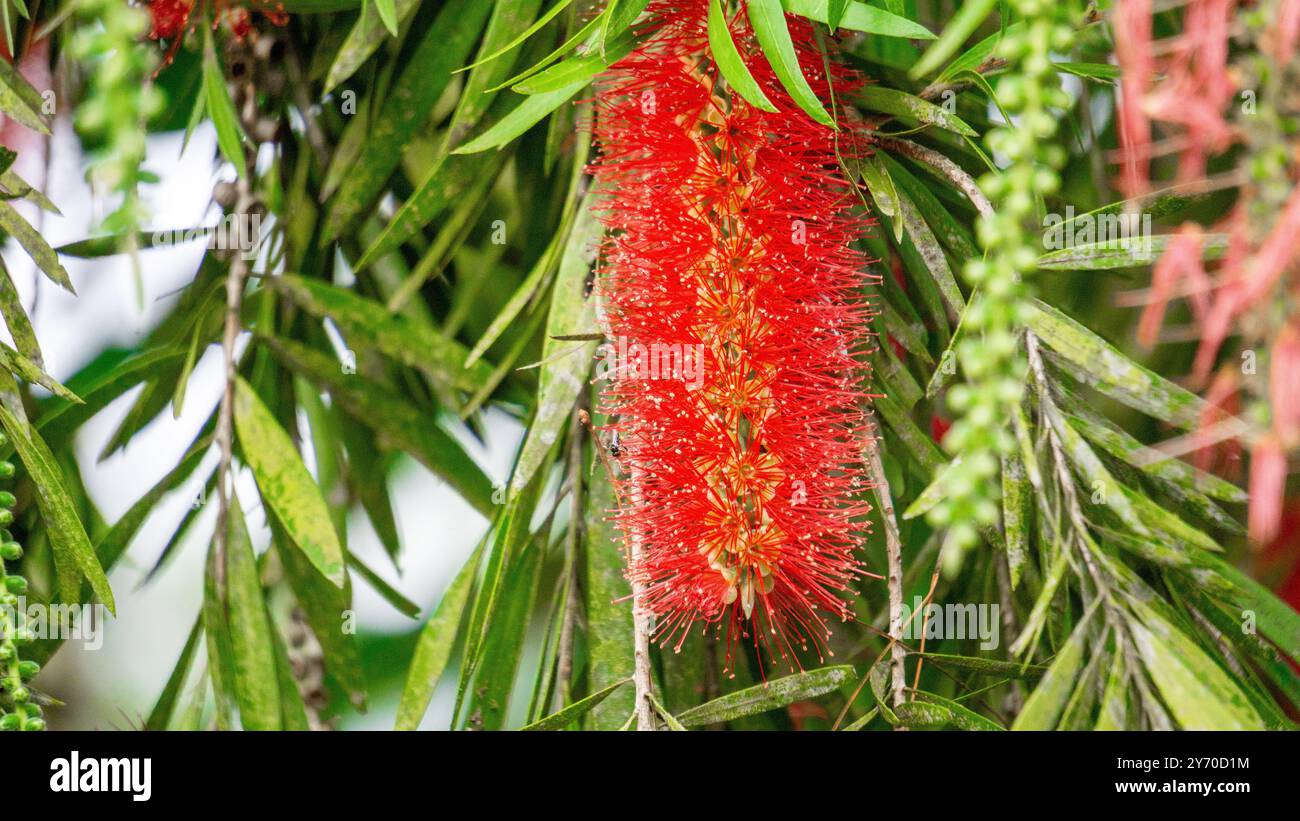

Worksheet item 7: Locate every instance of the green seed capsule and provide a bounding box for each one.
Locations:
[0,492,15,508]
[3,576,26,595]
[0,542,20,561]
[17,660,39,679]
[0,712,21,731]
[0,462,14,479]
[21,718,45,731]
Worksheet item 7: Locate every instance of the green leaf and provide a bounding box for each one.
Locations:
[521,678,632,731]
[202,541,237,730]
[373,0,398,36]
[323,0,420,92]
[347,552,420,618]
[676,665,854,726]
[222,495,282,730]
[466,537,544,729]
[901,693,1005,730]
[1025,299,1209,429]
[269,275,493,397]
[455,0,576,77]
[583,461,636,728]
[0,200,74,294]
[1037,233,1229,271]
[1094,650,1128,730]
[783,0,935,39]
[509,191,602,493]
[1012,606,1095,729]
[452,78,590,154]
[855,86,978,136]
[909,0,997,79]
[262,337,496,515]
[0,47,50,134]
[708,0,777,113]
[825,0,849,30]
[748,0,833,127]
[145,613,203,731]
[0,404,114,614]
[0,259,40,368]
[1062,403,1245,503]
[512,28,639,94]
[203,30,247,179]
[395,542,482,730]
[233,377,346,587]
[0,341,79,404]
[445,0,547,145]
[1130,602,1264,730]
[915,652,1047,679]
[355,148,506,269]
[273,520,367,710]
[1054,61,1121,82]
[95,435,210,571]
[327,0,494,235]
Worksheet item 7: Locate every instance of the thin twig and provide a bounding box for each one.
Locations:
[213,173,255,592]
[864,417,907,711]
[874,136,994,218]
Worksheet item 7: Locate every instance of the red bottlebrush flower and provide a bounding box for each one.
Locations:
[592,0,873,670]
[1137,224,1208,348]
[147,0,194,40]
[1272,321,1300,447]
[1250,435,1288,546]
[1113,0,1154,199]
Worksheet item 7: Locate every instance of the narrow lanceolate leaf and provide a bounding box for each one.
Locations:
[899,694,1004,730]
[232,378,345,587]
[521,679,632,731]
[0,200,74,293]
[395,543,482,730]
[783,0,935,39]
[0,341,79,403]
[708,0,777,112]
[748,0,833,127]
[1130,603,1264,730]
[373,0,399,36]
[1012,607,1095,730]
[583,460,635,729]
[262,337,496,515]
[222,496,282,730]
[0,258,41,367]
[1037,232,1229,271]
[1024,299,1208,429]
[825,0,849,30]
[510,192,602,492]
[676,665,854,726]
[203,30,247,179]
[890,184,965,313]
[323,0,420,92]
[908,0,997,78]
[327,0,493,235]
[457,0,576,77]
[855,86,978,136]
[269,275,493,396]
[0,49,51,134]
[146,613,203,731]
[453,78,590,154]
[0,405,114,614]
[445,0,547,145]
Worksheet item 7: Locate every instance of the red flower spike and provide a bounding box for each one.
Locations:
[591,0,875,672]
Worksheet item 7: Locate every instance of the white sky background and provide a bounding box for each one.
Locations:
[14,120,521,730]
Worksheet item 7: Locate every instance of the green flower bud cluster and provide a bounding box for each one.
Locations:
[70,0,164,238]
[927,1,1077,574]
[0,435,42,731]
